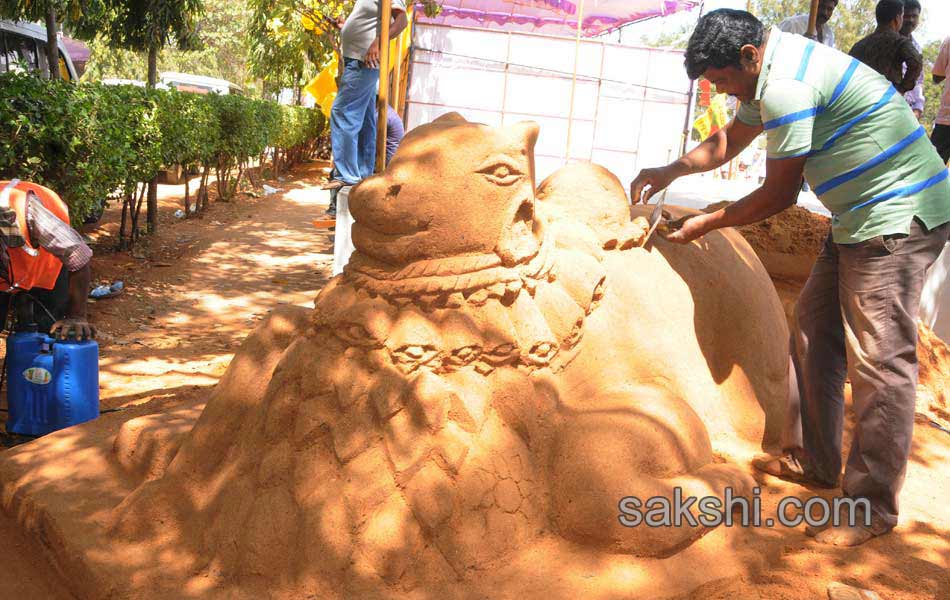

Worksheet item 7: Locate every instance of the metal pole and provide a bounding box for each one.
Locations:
[376,0,392,173]
[680,1,705,156]
[565,0,586,160]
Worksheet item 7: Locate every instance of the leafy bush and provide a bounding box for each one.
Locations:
[0,71,325,234]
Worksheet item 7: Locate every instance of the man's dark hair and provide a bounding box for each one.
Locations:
[684,9,765,80]
[902,0,921,12]
[876,0,904,25]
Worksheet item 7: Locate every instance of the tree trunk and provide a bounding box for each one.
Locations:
[117,190,131,250]
[147,46,159,87]
[146,46,159,234]
[44,8,59,81]
[184,176,191,216]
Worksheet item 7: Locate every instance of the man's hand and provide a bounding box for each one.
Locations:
[664,214,712,244]
[50,317,96,341]
[364,39,380,68]
[914,109,923,120]
[630,166,679,205]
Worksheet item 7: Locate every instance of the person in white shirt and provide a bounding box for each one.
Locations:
[777,0,839,48]
[901,0,925,118]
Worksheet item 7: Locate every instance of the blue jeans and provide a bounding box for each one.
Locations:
[330,57,379,185]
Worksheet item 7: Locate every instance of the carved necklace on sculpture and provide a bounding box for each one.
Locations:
[316,219,604,375]
[343,218,558,309]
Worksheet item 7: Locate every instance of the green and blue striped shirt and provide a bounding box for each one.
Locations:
[737,27,950,243]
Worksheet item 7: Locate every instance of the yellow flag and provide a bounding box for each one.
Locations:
[693,111,713,140]
[305,54,339,118]
[387,7,413,74]
[692,93,729,139]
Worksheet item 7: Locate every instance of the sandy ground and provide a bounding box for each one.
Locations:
[0,182,948,599]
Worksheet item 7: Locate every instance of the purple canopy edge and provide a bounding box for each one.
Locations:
[416,0,700,37]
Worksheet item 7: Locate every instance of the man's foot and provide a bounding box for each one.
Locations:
[751,453,838,489]
[808,505,891,546]
[321,180,345,191]
[814,521,887,546]
[325,205,337,218]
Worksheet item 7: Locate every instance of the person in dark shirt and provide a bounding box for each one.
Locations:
[385,105,405,165]
[849,0,922,94]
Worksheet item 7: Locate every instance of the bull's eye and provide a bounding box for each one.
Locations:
[477,158,523,186]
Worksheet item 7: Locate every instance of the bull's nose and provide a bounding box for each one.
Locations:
[348,175,388,220]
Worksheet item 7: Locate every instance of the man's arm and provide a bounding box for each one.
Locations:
[364,7,408,68]
[25,195,95,339]
[934,39,950,85]
[50,263,95,340]
[631,117,762,204]
[665,155,808,243]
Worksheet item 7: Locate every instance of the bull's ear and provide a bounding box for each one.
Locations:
[509,121,540,151]
[433,112,468,124]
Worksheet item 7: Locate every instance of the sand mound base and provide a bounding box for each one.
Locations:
[2,119,946,600]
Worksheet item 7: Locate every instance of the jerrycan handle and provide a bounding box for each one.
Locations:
[43,331,87,346]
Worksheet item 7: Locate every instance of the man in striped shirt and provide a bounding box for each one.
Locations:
[631,9,950,547]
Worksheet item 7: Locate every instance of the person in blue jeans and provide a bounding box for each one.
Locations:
[325,0,407,191]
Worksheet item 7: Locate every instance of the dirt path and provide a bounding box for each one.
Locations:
[85,163,334,411]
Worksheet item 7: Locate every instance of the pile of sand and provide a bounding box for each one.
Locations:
[705,202,831,281]
[705,202,831,257]
[916,323,950,431]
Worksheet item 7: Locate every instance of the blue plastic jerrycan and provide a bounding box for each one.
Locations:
[5,333,100,436]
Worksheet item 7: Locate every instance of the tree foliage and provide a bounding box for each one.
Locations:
[921,39,943,132]
[0,71,324,246]
[82,0,254,91]
[90,0,202,53]
[245,0,344,97]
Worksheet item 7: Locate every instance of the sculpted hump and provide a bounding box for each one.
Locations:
[99,114,789,597]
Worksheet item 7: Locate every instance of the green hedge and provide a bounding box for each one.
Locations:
[0,72,325,226]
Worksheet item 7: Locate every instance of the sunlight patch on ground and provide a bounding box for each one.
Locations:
[284,187,329,205]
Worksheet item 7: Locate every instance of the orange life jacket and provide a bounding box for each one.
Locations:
[0,180,71,293]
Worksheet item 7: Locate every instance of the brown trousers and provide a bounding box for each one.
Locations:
[785,217,950,528]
